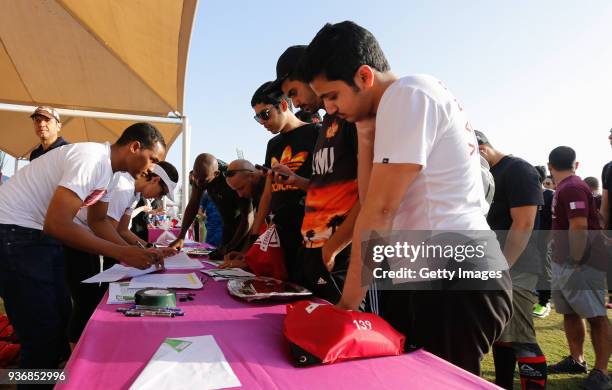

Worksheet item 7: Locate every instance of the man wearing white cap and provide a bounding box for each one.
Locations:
[29,106,69,161]
[65,161,179,343]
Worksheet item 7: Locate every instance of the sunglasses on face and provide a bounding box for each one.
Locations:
[253,105,278,123]
[226,169,254,178]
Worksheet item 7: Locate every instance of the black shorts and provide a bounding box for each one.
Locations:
[294,247,349,304]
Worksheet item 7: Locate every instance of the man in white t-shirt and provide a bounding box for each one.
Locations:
[0,122,168,370]
[65,161,179,343]
[299,21,512,375]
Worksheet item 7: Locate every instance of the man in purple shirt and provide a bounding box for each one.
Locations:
[546,146,610,390]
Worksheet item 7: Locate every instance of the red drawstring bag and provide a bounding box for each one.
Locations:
[283,301,405,366]
[244,225,288,281]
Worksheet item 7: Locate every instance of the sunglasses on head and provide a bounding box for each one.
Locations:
[226,169,254,178]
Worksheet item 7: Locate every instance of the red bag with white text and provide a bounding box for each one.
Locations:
[244,225,287,281]
[283,301,405,366]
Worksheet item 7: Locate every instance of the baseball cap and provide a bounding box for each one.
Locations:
[266,45,307,94]
[30,106,60,122]
[152,164,178,202]
[474,130,489,146]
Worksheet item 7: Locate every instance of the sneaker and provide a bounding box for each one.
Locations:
[579,369,611,390]
[533,302,551,318]
[548,355,588,374]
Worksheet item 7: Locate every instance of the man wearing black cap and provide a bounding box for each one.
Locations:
[29,106,69,161]
[264,46,361,304]
[477,130,547,390]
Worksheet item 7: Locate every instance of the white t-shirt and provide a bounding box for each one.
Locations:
[75,172,140,229]
[373,75,490,231]
[0,142,114,230]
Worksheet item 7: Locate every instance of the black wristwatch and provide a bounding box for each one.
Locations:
[145,242,157,249]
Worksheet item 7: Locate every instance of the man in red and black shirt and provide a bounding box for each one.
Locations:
[547,146,610,390]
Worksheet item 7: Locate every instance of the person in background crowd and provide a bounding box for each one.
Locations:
[600,129,611,310]
[65,162,178,344]
[583,177,602,211]
[199,190,223,247]
[169,153,252,259]
[299,20,512,375]
[477,131,547,390]
[546,146,610,390]
[543,175,556,190]
[532,165,554,319]
[0,123,168,370]
[295,109,322,123]
[29,106,70,161]
[221,159,269,268]
[249,81,319,281]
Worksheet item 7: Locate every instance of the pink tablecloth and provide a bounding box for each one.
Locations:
[59,261,500,390]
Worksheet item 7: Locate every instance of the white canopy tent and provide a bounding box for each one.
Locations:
[0,0,198,209]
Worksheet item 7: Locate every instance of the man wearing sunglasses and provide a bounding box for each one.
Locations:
[250,81,319,282]
[169,153,252,259]
[65,161,179,343]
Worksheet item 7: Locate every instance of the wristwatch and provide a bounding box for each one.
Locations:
[145,242,157,249]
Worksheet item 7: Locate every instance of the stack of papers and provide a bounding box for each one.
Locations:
[201,268,255,281]
[129,335,241,390]
[82,264,158,283]
[164,252,204,270]
[129,272,204,289]
[107,282,142,304]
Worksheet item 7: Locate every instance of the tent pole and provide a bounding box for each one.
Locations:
[181,116,191,213]
[14,157,19,173]
[0,103,182,124]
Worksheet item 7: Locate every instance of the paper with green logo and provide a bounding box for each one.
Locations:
[129,335,241,390]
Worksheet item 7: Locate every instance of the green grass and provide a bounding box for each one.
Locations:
[482,309,611,389]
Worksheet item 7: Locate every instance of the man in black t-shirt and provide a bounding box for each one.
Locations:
[477,131,547,390]
[29,106,69,161]
[169,153,252,259]
[250,81,319,281]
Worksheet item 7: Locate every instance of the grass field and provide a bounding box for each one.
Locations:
[482,309,611,389]
[1,299,609,389]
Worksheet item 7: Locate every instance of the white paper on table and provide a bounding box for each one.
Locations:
[155,230,177,246]
[182,238,199,245]
[129,272,204,289]
[163,252,203,270]
[202,260,223,268]
[82,264,157,283]
[129,335,241,390]
[107,282,142,304]
[201,268,255,281]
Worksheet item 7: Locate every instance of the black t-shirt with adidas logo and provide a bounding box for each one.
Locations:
[264,123,319,228]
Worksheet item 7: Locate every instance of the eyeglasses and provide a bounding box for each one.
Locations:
[226,169,254,178]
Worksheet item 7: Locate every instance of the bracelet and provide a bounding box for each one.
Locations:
[145,242,156,249]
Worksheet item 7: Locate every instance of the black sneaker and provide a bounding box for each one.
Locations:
[579,369,611,390]
[548,355,588,374]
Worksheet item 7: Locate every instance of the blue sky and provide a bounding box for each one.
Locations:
[3,1,611,186]
[162,0,612,186]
